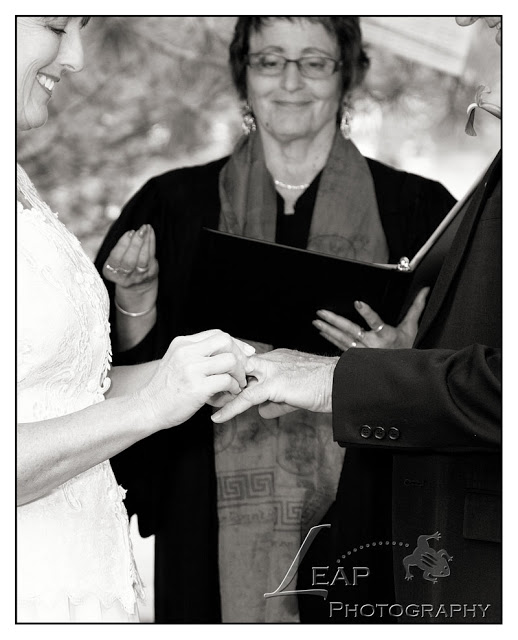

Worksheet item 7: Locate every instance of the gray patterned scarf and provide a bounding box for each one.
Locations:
[218,129,388,262]
[214,129,388,622]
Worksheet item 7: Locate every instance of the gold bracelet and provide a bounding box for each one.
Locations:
[114,298,155,318]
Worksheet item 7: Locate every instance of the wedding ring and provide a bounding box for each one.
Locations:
[117,266,133,275]
[357,328,365,340]
[105,263,118,274]
[373,323,384,333]
[136,265,149,273]
[350,341,357,348]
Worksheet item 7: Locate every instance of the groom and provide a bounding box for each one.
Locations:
[213,16,502,623]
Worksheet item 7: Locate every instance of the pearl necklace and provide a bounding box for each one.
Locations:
[274,178,310,191]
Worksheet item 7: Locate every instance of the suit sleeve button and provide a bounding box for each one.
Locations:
[388,427,400,440]
[360,425,372,439]
[374,426,386,439]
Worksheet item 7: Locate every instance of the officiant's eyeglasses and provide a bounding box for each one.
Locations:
[247,53,342,79]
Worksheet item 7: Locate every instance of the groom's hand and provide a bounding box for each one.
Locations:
[211,349,339,422]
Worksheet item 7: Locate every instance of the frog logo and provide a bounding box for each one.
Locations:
[403,531,453,584]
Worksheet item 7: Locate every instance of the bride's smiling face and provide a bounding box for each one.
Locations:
[17,17,85,131]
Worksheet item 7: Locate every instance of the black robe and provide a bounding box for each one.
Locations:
[95,155,455,623]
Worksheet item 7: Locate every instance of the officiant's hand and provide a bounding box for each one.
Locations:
[313,287,430,351]
[137,329,255,430]
[211,349,339,423]
[102,224,159,313]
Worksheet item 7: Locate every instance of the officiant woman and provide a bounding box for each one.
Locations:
[96,16,455,623]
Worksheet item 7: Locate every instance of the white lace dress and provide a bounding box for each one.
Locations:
[17,165,144,622]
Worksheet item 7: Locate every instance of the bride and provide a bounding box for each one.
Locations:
[17,16,252,622]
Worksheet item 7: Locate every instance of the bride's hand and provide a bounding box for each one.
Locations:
[312,287,430,351]
[137,330,255,430]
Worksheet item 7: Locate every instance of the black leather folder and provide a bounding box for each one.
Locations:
[185,171,480,355]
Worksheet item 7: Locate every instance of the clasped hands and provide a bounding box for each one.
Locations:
[136,329,337,430]
[210,288,431,422]
[211,349,338,423]
[105,225,430,427]
[136,282,429,429]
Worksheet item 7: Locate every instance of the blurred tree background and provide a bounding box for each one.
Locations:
[17,16,500,260]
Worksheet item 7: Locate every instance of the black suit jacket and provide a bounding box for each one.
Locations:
[95,155,454,623]
[298,154,501,623]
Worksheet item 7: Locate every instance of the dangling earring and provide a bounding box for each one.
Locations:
[340,107,352,139]
[241,102,256,135]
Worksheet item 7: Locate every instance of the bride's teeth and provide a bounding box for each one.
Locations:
[37,74,54,91]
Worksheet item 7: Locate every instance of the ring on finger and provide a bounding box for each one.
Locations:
[357,328,365,340]
[373,323,384,333]
[117,266,133,275]
[350,340,357,348]
[136,265,149,273]
[105,263,118,274]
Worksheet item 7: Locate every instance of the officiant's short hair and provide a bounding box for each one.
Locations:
[229,16,370,102]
